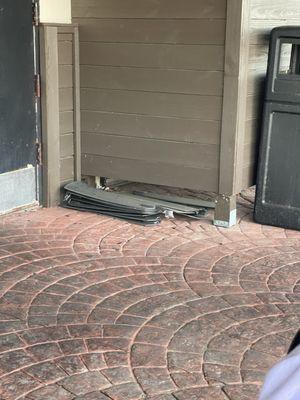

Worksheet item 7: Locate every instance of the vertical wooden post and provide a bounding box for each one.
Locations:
[40,24,81,206]
[40,25,61,207]
[215,0,250,227]
[73,24,82,181]
[219,0,250,195]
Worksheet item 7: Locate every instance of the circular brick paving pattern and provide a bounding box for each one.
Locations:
[0,205,299,399]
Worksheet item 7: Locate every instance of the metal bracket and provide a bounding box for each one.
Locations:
[214,195,237,228]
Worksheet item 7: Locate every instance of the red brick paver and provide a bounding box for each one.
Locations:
[0,203,299,399]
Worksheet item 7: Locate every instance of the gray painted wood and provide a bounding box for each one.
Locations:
[58,26,82,185]
[58,33,73,42]
[59,88,74,112]
[75,18,226,45]
[246,95,263,121]
[40,24,81,192]
[72,0,226,19]
[73,0,226,191]
[81,133,220,169]
[82,155,219,192]
[219,0,250,195]
[60,157,75,181]
[60,111,74,134]
[41,2,300,197]
[250,0,300,20]
[60,134,74,158]
[59,65,73,88]
[81,88,222,120]
[40,26,61,207]
[80,43,225,71]
[244,119,260,145]
[81,66,224,96]
[58,42,73,65]
[243,0,300,189]
[81,111,221,145]
[73,25,82,181]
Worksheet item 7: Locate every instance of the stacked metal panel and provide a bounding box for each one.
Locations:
[63,182,207,225]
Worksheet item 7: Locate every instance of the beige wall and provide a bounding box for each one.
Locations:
[39,0,72,24]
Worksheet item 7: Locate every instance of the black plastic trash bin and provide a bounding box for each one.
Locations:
[255,27,300,230]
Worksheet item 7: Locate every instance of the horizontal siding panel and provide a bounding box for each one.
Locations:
[243,140,260,167]
[60,111,74,135]
[76,0,224,190]
[249,44,269,71]
[250,19,300,45]
[59,65,73,89]
[250,20,275,46]
[59,88,74,112]
[249,42,292,72]
[242,0,300,190]
[58,33,73,42]
[242,119,260,187]
[81,88,222,120]
[58,26,76,34]
[60,134,74,159]
[80,42,225,71]
[74,18,226,45]
[81,66,223,95]
[60,157,75,182]
[81,111,221,145]
[251,0,300,20]
[245,119,261,145]
[82,133,219,169]
[246,95,264,121]
[82,154,219,192]
[57,27,76,188]
[241,162,256,189]
[247,71,265,96]
[58,41,73,65]
[72,0,226,19]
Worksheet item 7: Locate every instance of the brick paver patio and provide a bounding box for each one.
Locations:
[0,202,299,399]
